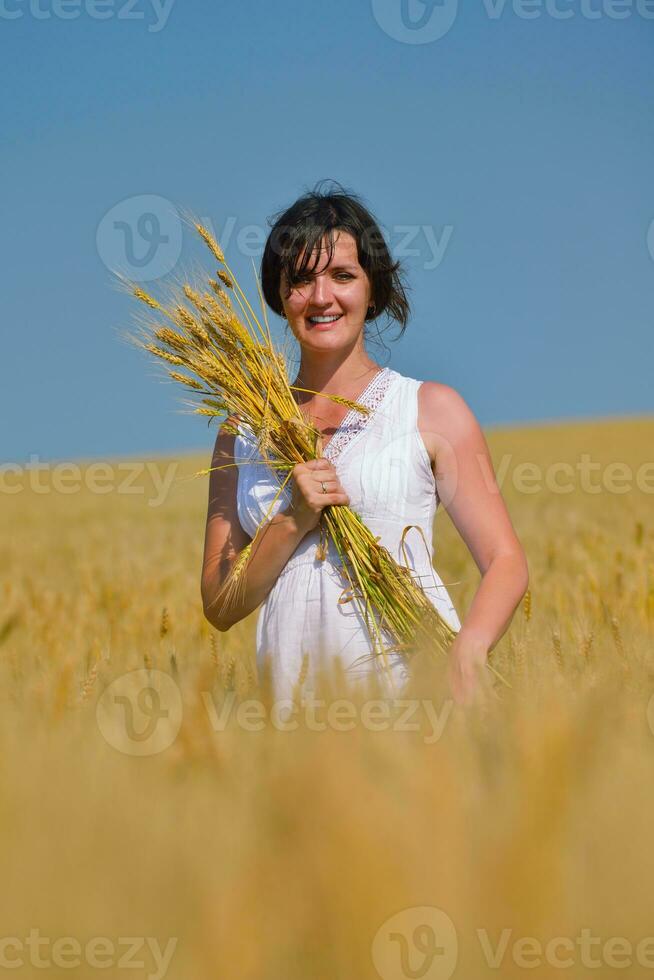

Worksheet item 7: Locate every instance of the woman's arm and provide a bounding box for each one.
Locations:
[419,383,529,702]
[200,419,310,631]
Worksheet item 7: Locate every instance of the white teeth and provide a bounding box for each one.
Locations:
[309,315,341,323]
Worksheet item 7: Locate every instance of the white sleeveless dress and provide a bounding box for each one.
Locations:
[234,367,461,701]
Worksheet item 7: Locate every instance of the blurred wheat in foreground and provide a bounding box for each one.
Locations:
[2,417,654,979]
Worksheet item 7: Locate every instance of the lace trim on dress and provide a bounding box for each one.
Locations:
[322,367,396,463]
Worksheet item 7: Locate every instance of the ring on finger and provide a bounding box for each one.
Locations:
[320,480,329,494]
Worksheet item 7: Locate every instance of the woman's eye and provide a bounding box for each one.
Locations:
[293,272,353,285]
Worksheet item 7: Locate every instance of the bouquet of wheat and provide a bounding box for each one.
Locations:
[124,221,506,688]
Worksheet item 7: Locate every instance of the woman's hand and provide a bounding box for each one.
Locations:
[447,629,491,706]
[287,458,350,535]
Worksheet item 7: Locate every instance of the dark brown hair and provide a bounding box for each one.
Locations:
[260,179,411,339]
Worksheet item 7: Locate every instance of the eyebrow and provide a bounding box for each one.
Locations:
[297,264,357,274]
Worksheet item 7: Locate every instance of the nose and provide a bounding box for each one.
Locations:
[309,275,334,308]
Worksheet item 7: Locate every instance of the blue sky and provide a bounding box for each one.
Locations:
[2,0,653,463]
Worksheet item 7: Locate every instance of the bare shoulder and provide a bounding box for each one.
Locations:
[419,380,475,417]
[219,413,241,436]
[417,381,483,467]
[211,414,241,452]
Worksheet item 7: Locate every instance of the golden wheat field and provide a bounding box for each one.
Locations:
[2,415,654,979]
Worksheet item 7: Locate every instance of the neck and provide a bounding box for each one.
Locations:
[292,345,381,402]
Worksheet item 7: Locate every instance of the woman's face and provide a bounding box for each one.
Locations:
[279,230,373,353]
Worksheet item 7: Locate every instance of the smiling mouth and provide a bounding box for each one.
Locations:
[307,314,343,325]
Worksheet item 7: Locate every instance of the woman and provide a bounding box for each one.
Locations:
[201,182,529,706]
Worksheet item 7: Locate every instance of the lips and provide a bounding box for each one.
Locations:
[307,314,343,327]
